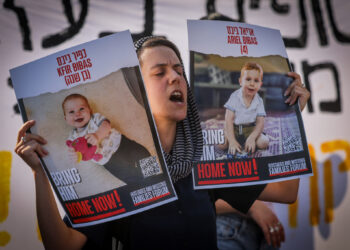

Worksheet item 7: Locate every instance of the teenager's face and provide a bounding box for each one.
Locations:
[64,98,91,128]
[239,69,262,98]
[140,46,187,124]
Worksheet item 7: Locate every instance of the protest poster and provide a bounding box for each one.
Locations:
[188,20,312,189]
[10,31,177,227]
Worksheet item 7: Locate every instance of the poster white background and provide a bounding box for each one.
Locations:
[0,0,349,249]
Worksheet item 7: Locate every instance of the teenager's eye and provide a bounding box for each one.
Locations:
[155,71,165,76]
[176,69,183,76]
[174,66,183,76]
[69,110,74,114]
[246,77,251,81]
[80,107,85,111]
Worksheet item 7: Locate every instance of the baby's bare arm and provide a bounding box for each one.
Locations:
[224,109,241,154]
[85,120,111,145]
[95,120,111,141]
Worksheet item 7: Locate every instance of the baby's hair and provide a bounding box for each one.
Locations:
[240,62,263,79]
[62,93,92,115]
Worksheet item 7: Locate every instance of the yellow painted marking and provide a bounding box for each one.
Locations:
[0,151,12,246]
[289,199,298,228]
[321,140,350,172]
[323,159,334,223]
[309,145,320,225]
[37,221,42,242]
[0,232,11,246]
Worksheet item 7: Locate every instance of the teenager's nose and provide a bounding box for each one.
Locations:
[168,69,180,85]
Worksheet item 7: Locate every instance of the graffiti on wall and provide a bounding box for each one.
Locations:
[3,0,348,114]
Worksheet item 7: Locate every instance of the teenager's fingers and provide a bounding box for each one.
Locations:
[287,71,297,78]
[262,226,271,246]
[275,229,282,248]
[284,96,291,104]
[285,72,303,97]
[14,140,23,154]
[284,85,292,97]
[288,91,299,106]
[15,143,27,155]
[25,133,47,145]
[15,139,34,155]
[279,223,285,242]
[36,144,49,157]
[270,228,278,247]
[31,140,48,157]
[15,133,47,153]
[284,81,296,97]
[287,72,302,83]
[273,222,284,248]
[15,144,26,155]
[18,142,35,157]
[17,120,35,143]
[18,140,45,157]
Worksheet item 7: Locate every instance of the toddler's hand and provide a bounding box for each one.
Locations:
[85,133,99,145]
[245,136,256,153]
[228,141,242,155]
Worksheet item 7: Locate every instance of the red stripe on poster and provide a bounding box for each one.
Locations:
[134,192,171,206]
[198,176,260,185]
[72,208,126,223]
[269,168,308,176]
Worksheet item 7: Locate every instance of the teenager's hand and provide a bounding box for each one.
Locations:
[245,135,256,153]
[249,201,285,248]
[284,72,310,111]
[228,140,242,155]
[85,133,99,145]
[14,120,48,173]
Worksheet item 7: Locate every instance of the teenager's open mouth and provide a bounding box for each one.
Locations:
[169,90,184,103]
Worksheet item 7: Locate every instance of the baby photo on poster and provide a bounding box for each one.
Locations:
[11,31,177,227]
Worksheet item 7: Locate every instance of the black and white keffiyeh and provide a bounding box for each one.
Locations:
[135,36,203,183]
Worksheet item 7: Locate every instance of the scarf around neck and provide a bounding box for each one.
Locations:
[134,36,203,183]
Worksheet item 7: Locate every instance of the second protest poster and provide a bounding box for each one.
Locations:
[188,20,312,189]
